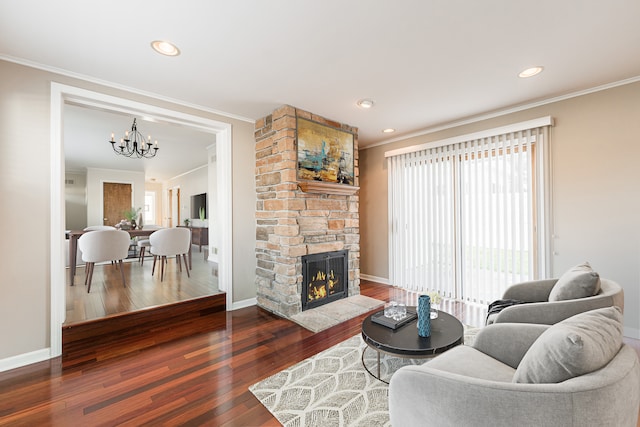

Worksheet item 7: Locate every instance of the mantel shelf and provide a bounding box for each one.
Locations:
[298,181,359,196]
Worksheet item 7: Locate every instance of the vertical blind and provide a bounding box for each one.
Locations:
[387,119,551,304]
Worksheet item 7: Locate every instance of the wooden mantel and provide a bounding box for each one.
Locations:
[297,180,360,196]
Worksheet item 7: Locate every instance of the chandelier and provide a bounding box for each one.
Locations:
[109,118,159,159]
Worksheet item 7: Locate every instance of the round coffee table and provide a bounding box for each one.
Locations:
[361,308,464,383]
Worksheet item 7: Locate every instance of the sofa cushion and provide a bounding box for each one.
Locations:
[426,345,516,382]
[513,306,623,384]
[548,262,601,301]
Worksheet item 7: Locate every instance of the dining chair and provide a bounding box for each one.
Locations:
[137,224,164,265]
[149,227,191,281]
[83,225,116,231]
[77,229,131,292]
[83,225,119,264]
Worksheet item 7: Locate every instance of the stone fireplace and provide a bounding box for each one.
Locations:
[255,105,360,318]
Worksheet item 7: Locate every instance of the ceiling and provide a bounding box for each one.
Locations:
[2,0,640,156]
[64,104,215,182]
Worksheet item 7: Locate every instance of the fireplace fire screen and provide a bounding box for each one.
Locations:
[301,250,348,311]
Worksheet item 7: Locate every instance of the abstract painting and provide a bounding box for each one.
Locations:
[297,117,355,185]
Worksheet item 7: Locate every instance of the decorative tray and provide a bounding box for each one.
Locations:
[371,309,417,330]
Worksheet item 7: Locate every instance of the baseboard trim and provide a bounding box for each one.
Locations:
[360,274,390,285]
[0,348,52,373]
[232,297,257,310]
[624,326,640,340]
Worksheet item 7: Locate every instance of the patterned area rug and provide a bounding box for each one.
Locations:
[249,326,479,427]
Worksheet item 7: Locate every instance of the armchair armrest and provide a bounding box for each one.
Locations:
[494,297,619,325]
[502,278,557,302]
[389,363,575,427]
[472,323,548,368]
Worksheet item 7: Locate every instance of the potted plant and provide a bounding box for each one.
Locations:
[184,218,191,227]
[199,206,206,222]
[123,207,142,229]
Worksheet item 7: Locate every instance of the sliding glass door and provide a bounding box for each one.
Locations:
[387,121,551,304]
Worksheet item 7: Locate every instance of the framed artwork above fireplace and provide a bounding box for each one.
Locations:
[297,117,355,187]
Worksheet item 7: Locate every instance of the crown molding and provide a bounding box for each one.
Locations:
[0,54,255,124]
[364,75,640,150]
[169,164,208,181]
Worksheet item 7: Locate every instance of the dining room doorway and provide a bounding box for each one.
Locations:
[50,83,234,360]
[168,187,180,227]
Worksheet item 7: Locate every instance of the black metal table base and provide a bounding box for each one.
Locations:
[361,346,389,384]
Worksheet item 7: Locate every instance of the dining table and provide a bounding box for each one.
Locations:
[67,228,162,285]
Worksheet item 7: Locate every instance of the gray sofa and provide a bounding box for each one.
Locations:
[389,307,640,427]
[486,277,624,325]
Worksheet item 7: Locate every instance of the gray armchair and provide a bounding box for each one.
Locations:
[486,278,624,325]
[389,311,640,427]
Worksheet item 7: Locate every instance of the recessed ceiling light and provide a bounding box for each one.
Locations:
[518,66,544,78]
[151,40,181,56]
[382,128,396,133]
[357,99,375,109]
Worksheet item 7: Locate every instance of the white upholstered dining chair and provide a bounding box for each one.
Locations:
[149,227,191,281]
[82,225,120,265]
[77,229,131,292]
[83,225,116,231]
[137,224,164,265]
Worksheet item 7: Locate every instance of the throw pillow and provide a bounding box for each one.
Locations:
[513,306,623,384]
[548,261,601,301]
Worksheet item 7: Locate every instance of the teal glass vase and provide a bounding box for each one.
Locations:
[417,295,431,337]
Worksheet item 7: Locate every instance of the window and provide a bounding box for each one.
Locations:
[144,191,156,224]
[386,118,552,304]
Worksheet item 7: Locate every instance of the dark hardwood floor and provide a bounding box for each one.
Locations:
[1,280,638,426]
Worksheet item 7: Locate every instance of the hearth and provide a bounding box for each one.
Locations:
[301,250,348,311]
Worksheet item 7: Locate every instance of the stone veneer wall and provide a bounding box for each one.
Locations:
[255,105,360,318]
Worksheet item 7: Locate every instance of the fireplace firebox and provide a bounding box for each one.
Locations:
[301,250,348,311]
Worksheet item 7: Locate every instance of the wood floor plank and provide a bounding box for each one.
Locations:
[1,280,638,426]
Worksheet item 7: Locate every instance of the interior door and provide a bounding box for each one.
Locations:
[168,187,180,228]
[103,182,132,226]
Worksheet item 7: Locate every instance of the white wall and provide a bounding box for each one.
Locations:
[232,121,257,303]
[86,168,145,226]
[165,165,208,227]
[64,171,87,230]
[0,62,50,362]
